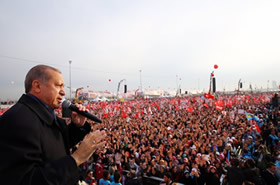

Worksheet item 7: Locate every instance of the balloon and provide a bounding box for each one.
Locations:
[109,79,111,82]
[214,64,218,69]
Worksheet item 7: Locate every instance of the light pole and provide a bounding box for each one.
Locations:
[139,70,142,92]
[176,75,178,93]
[69,60,72,99]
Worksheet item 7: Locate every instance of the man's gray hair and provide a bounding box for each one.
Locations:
[24,65,61,93]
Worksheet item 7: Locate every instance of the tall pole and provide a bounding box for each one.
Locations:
[139,70,142,92]
[69,60,72,100]
[176,75,178,95]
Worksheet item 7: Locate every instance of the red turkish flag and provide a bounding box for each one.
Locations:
[203,103,209,108]
[187,107,193,113]
[95,162,104,181]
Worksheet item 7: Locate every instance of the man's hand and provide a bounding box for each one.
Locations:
[71,103,88,127]
[71,130,107,166]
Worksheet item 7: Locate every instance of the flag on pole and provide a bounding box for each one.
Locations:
[226,152,230,165]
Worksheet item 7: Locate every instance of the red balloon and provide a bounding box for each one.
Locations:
[214,64,218,69]
[109,79,111,82]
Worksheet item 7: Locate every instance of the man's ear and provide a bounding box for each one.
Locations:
[32,80,41,93]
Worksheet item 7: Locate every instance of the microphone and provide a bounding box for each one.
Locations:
[62,100,102,123]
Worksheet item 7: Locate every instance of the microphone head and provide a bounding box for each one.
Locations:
[62,100,71,109]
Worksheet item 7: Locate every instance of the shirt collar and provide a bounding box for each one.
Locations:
[26,93,56,120]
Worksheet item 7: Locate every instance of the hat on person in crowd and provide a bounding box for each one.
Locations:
[184,169,189,174]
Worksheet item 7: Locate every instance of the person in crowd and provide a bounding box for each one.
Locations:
[0,65,106,185]
[1,74,279,185]
[85,169,97,185]
[243,158,265,185]
[226,157,245,185]
[268,129,279,152]
[206,165,220,185]
[125,169,141,185]
[99,170,111,185]
[111,171,122,185]
[275,154,280,182]
[162,172,174,185]
[261,162,278,185]
[109,166,115,183]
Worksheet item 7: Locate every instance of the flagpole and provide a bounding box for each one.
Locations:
[139,70,142,92]
[69,60,72,100]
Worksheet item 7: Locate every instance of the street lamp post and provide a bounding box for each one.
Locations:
[139,70,142,92]
[176,75,178,94]
[69,60,72,100]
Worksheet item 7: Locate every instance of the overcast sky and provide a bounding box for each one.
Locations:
[0,0,280,100]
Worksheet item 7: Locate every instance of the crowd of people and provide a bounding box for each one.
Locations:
[52,92,279,185]
[2,65,278,185]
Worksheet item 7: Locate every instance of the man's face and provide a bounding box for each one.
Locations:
[163,176,170,183]
[37,69,65,109]
[269,165,277,174]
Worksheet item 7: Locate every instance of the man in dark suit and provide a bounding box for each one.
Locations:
[0,65,106,185]
[261,162,278,185]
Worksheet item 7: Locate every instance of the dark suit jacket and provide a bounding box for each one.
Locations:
[0,94,91,185]
[261,169,278,185]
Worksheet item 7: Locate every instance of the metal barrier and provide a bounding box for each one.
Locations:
[122,170,184,185]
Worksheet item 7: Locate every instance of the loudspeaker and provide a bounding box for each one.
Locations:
[212,78,216,93]
[240,82,242,89]
[124,85,127,93]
